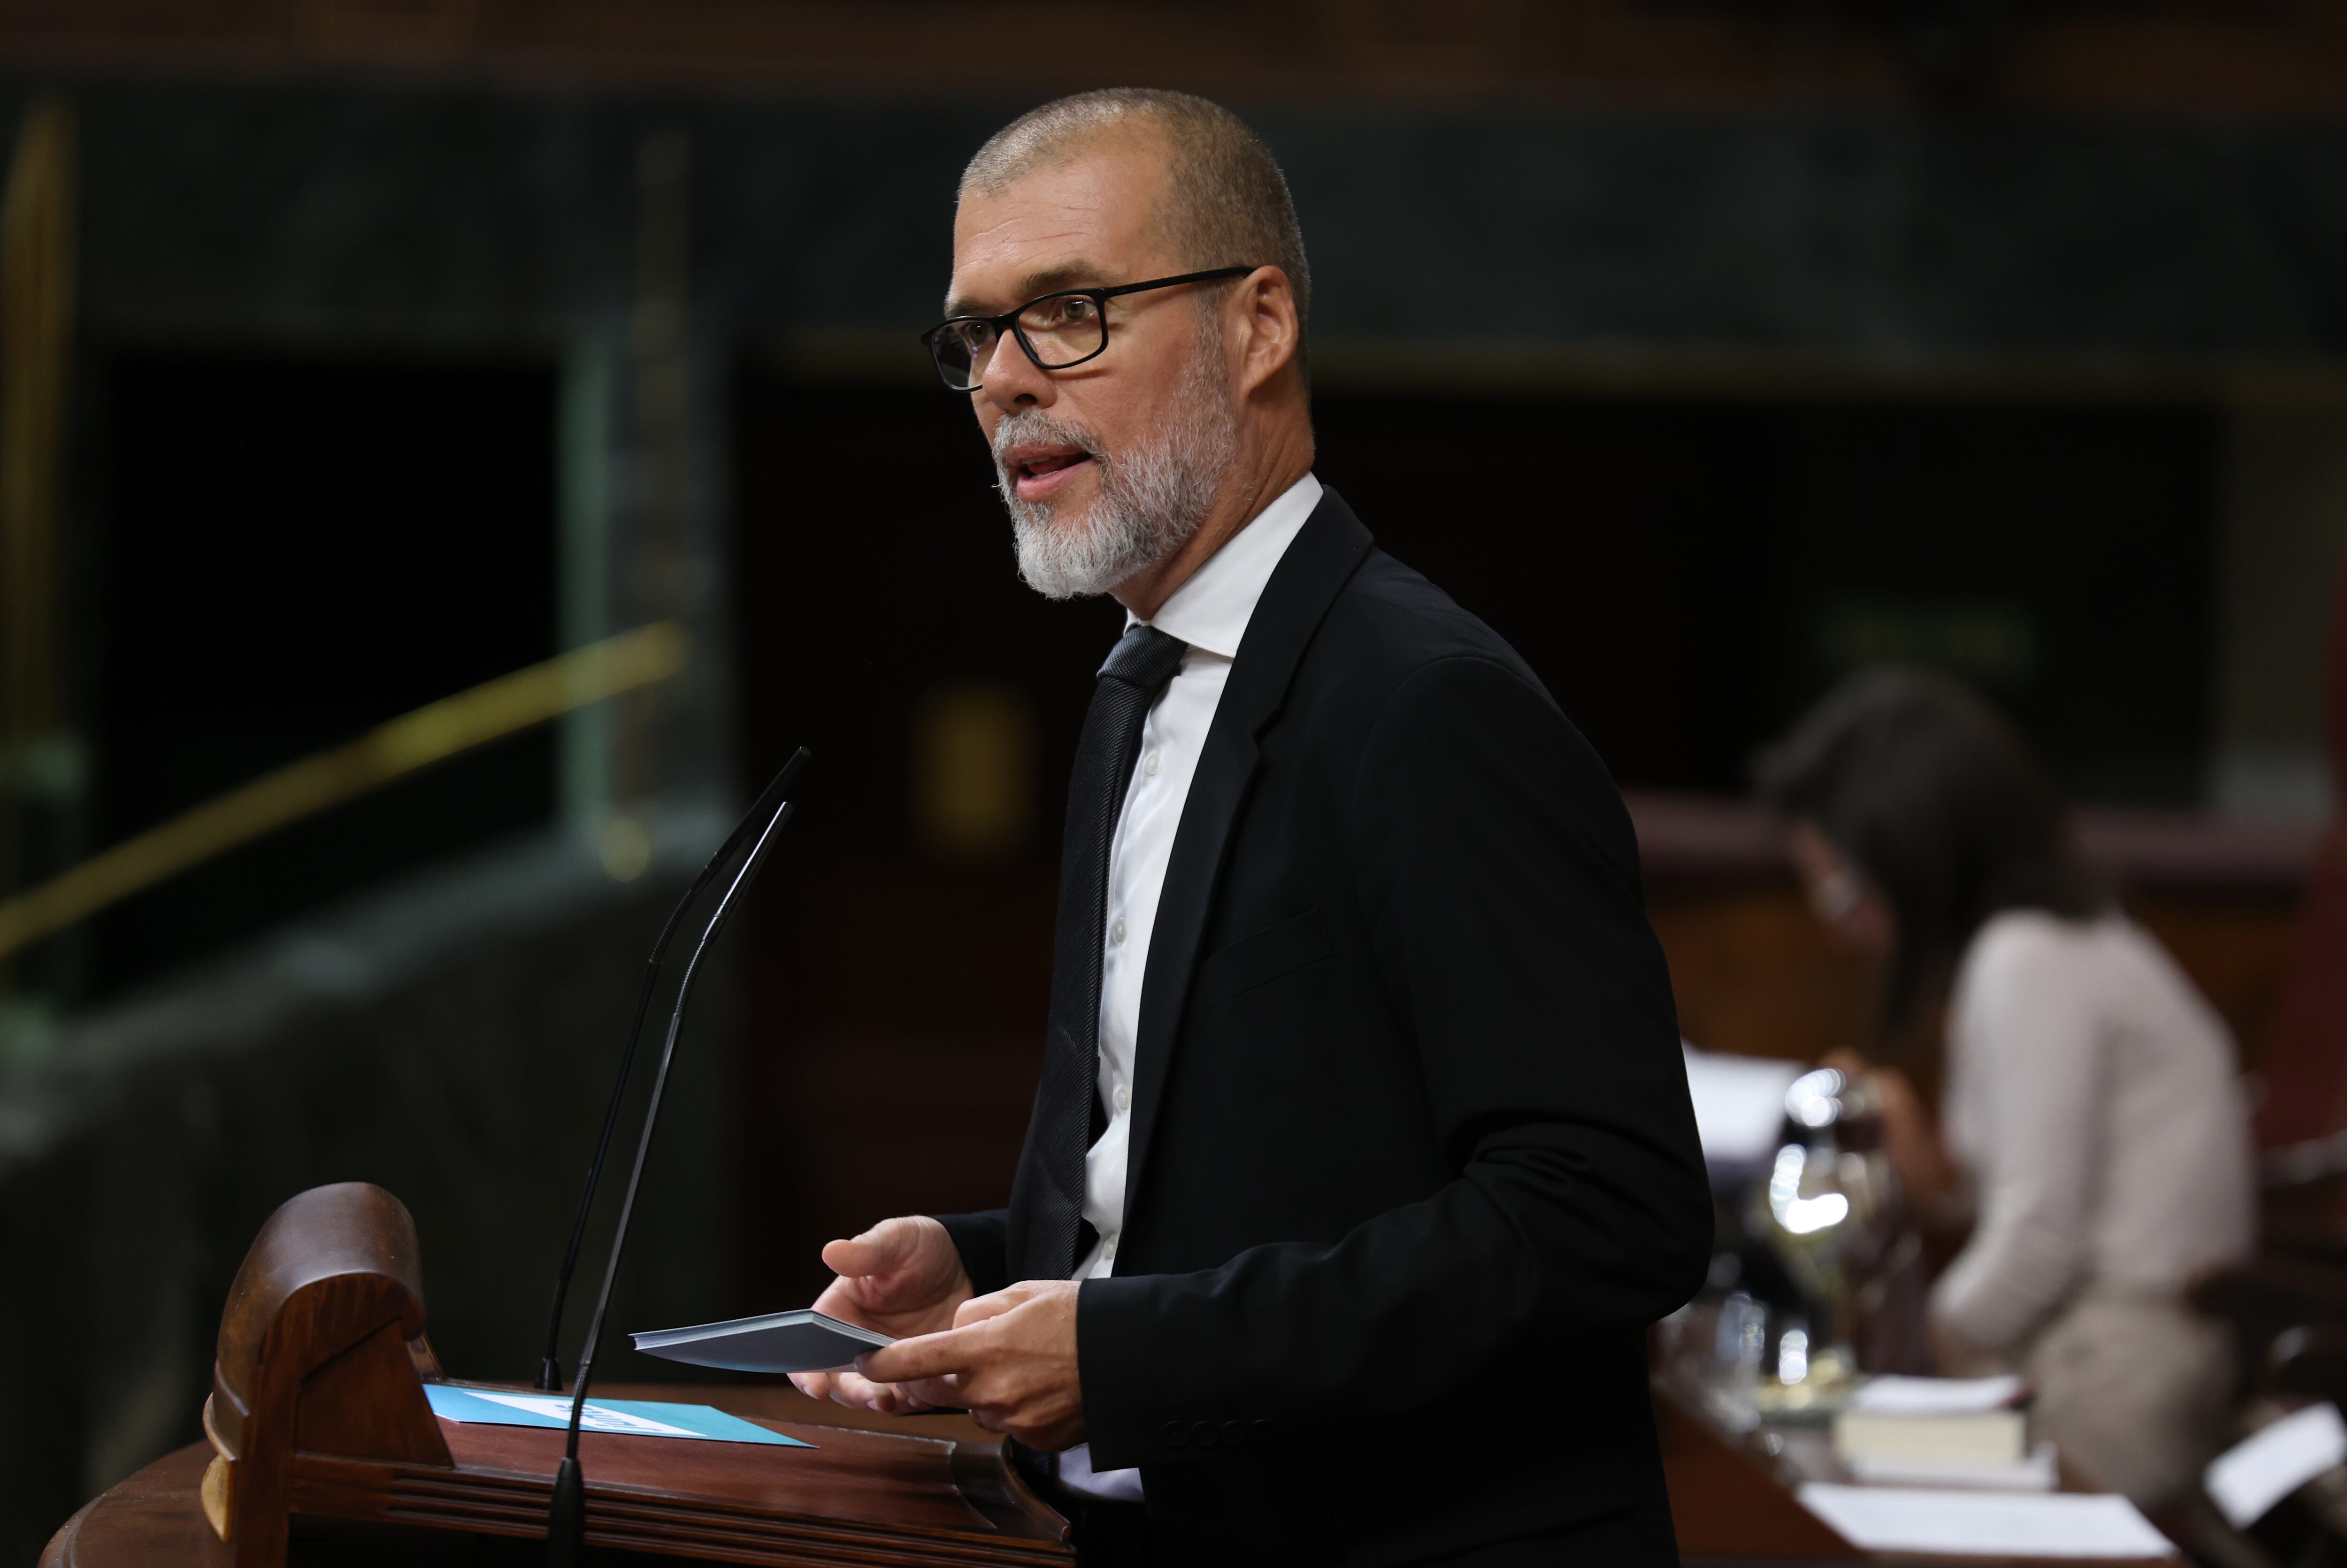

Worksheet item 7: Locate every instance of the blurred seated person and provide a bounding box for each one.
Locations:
[1756,668,2254,1510]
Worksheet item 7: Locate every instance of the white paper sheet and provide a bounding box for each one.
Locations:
[2206,1403,2347,1528]
[1849,1374,2028,1415]
[1797,1484,2173,1559]
[459,1390,702,1436]
[1682,1046,1802,1168]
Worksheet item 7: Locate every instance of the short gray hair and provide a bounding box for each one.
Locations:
[960,88,1311,359]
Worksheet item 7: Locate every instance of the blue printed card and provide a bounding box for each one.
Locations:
[424,1384,812,1448]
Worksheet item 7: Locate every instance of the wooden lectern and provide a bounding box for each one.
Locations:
[144,1182,1067,1567]
[53,1182,2172,1567]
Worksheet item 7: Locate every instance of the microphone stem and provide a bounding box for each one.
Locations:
[534,749,808,1391]
[550,798,795,1559]
[568,1009,688,1452]
[537,944,667,1390]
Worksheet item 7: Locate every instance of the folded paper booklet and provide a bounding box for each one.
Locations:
[1834,1408,2030,1468]
[1833,1373,2034,1487]
[632,1308,896,1375]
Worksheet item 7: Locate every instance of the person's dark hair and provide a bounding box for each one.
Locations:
[1754,667,2105,1040]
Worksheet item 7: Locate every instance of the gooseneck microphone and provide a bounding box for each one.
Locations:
[532,747,811,1393]
[542,750,809,1568]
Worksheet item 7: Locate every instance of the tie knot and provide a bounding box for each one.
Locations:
[1098,624,1187,694]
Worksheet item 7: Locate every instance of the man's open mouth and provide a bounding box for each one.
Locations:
[1004,443,1097,501]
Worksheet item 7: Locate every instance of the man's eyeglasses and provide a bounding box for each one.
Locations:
[920,267,1255,392]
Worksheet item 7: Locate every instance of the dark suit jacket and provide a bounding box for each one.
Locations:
[939,488,1712,1566]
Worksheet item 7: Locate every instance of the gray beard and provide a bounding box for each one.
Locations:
[993,338,1238,601]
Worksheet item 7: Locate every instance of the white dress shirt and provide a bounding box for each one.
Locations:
[1054,471,1322,1502]
[1931,910,2255,1352]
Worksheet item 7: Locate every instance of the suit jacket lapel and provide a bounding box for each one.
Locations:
[1123,488,1375,1211]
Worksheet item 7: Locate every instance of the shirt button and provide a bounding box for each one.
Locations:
[1111,918,1127,943]
[1114,1084,1131,1112]
[1102,1235,1118,1262]
[1144,752,1160,776]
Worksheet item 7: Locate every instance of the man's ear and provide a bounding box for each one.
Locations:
[1233,266,1301,396]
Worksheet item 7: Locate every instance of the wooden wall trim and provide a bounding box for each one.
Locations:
[1630,790,2322,894]
[0,2,2339,116]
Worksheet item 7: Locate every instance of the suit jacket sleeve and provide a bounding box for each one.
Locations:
[1078,654,1712,1468]
[932,1209,1012,1299]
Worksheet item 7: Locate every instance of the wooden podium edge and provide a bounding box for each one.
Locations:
[188,1184,1071,1567]
[49,1414,1076,1568]
[284,1418,1073,1566]
[37,1493,106,1568]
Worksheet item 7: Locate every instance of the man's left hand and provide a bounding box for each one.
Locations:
[854,1279,1085,1450]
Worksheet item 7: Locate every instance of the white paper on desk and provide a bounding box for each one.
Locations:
[2206,1403,2347,1528]
[1849,1374,2028,1415]
[1796,1485,2172,1559]
[1682,1046,1802,1169]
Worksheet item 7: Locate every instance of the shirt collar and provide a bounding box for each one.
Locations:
[1124,472,1322,660]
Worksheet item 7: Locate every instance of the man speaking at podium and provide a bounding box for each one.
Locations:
[790,90,1710,1565]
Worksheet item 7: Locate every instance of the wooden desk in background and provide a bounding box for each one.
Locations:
[1652,1370,2183,1568]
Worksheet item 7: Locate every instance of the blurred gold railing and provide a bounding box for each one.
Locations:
[0,621,689,964]
[0,96,77,992]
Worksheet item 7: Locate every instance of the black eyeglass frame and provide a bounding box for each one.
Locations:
[919,266,1257,391]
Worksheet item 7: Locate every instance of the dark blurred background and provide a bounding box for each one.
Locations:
[2,2,2345,1555]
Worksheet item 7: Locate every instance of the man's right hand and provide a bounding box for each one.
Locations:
[788,1216,974,1413]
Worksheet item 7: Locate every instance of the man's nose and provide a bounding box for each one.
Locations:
[979,329,1054,413]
